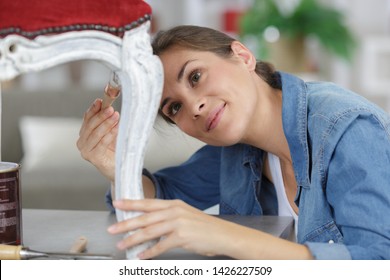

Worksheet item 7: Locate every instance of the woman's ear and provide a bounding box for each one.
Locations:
[230,41,256,71]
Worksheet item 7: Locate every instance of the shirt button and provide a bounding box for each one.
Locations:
[328,240,334,244]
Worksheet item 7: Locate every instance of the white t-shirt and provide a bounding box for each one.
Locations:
[268,153,298,237]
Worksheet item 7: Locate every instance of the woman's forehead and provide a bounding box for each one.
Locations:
[162,44,225,59]
[160,50,198,78]
[160,46,198,61]
[160,48,222,71]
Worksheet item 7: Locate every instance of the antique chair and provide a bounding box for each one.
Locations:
[0,0,163,259]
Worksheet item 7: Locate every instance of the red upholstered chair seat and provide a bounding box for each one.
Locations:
[0,0,152,38]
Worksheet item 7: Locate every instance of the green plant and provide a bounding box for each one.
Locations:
[239,0,356,61]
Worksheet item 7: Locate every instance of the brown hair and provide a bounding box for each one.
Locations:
[152,25,281,123]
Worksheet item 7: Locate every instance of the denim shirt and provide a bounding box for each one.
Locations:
[107,72,390,259]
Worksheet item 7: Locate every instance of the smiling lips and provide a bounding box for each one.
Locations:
[206,103,226,131]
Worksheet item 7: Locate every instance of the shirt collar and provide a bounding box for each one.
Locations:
[279,71,311,186]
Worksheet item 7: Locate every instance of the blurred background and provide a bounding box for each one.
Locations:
[1,0,390,210]
[3,0,390,108]
[147,0,390,107]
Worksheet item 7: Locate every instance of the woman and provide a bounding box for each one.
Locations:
[77,25,390,259]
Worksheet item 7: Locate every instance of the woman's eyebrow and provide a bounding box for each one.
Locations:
[160,97,170,111]
[177,59,196,82]
[160,59,198,111]
[160,59,200,111]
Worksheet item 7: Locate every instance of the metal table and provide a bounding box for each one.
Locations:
[22,208,294,259]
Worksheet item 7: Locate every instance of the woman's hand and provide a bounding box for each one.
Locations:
[108,199,240,259]
[77,98,119,181]
[108,199,314,260]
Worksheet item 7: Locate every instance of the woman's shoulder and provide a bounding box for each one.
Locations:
[306,81,390,124]
[304,81,390,155]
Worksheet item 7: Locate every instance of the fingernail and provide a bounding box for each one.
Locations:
[92,99,98,109]
[117,240,126,250]
[107,224,117,233]
[113,200,122,207]
[137,252,145,259]
[110,112,119,120]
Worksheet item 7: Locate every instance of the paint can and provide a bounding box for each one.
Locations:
[0,162,22,245]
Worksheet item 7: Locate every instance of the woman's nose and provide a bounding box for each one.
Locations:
[191,99,206,120]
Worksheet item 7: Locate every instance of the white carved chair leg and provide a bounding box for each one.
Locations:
[114,23,163,259]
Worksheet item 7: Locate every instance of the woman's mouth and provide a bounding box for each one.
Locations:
[206,103,226,131]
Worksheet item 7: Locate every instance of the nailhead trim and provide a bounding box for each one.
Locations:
[0,14,151,39]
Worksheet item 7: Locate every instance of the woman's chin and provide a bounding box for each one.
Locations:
[201,135,242,147]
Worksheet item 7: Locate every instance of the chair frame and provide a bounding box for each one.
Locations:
[0,21,163,259]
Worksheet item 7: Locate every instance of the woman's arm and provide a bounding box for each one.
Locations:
[323,115,390,259]
[105,145,222,211]
[152,145,222,210]
[110,174,155,201]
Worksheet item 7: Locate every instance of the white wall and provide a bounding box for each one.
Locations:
[328,0,390,110]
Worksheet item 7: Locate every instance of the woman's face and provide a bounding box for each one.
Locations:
[159,42,264,146]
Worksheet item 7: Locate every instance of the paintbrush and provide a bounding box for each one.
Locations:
[0,244,113,260]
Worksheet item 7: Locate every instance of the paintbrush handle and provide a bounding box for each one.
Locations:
[102,71,121,109]
[0,244,113,260]
[102,84,121,109]
[0,244,23,260]
[69,236,87,253]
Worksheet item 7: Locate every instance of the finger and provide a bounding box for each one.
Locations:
[110,199,199,234]
[78,105,114,151]
[113,199,186,213]
[79,99,102,135]
[85,98,102,121]
[116,220,175,252]
[81,110,119,154]
[86,106,116,137]
[138,234,179,260]
[94,122,118,153]
[108,124,119,150]
[87,112,119,151]
[108,204,183,235]
[81,101,115,134]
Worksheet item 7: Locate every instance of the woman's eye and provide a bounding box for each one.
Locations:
[168,102,182,116]
[190,71,201,86]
